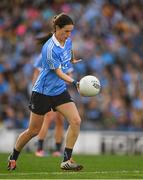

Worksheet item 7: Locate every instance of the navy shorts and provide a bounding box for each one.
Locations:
[29,90,74,115]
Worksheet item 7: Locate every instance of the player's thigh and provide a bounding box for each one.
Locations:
[56,112,64,124]
[44,111,56,124]
[28,112,44,133]
[55,102,81,125]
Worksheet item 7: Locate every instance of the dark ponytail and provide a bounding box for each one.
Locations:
[36,32,53,45]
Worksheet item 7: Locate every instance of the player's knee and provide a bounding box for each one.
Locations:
[56,121,63,128]
[71,117,81,127]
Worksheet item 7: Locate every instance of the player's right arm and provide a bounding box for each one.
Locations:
[55,68,75,84]
[44,45,77,86]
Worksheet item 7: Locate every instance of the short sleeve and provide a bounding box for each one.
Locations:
[46,48,61,70]
[33,54,42,69]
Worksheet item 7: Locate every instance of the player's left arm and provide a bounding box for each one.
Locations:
[70,50,82,64]
[32,68,40,85]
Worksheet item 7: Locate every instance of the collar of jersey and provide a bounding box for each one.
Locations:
[52,34,67,49]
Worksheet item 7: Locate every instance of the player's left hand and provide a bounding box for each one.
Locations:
[71,59,82,64]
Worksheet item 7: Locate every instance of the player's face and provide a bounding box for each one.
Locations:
[56,25,74,42]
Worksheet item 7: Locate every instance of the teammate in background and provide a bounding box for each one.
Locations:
[33,54,64,157]
[33,53,73,157]
[8,13,83,171]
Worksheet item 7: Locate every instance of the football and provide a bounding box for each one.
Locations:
[79,75,101,96]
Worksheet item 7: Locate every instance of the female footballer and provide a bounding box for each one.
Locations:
[8,13,83,171]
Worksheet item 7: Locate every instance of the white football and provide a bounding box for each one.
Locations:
[79,75,101,96]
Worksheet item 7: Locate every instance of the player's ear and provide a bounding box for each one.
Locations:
[55,25,60,31]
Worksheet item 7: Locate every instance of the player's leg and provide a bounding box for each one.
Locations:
[36,111,55,157]
[52,112,64,156]
[8,112,44,170]
[56,102,83,171]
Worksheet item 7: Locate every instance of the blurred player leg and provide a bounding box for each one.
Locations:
[35,111,55,157]
[52,112,64,156]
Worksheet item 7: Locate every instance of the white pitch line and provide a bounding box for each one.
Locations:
[0,170,143,176]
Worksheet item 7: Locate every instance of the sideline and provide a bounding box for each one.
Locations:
[0,170,142,176]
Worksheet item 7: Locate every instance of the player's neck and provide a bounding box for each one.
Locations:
[55,34,65,46]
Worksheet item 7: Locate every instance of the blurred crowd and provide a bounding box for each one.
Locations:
[0,0,143,131]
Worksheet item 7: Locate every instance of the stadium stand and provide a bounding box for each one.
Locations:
[0,0,143,132]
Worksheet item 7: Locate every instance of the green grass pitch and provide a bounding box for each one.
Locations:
[0,153,143,179]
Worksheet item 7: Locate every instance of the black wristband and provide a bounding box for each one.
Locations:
[72,80,78,88]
